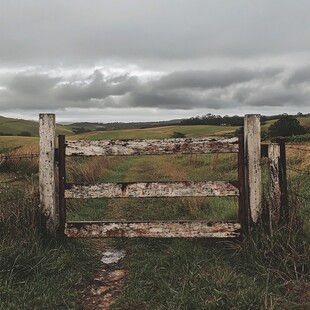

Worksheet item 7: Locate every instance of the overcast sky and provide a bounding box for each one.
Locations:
[1,0,310,123]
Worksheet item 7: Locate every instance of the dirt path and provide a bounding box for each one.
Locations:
[82,240,126,309]
[81,156,186,309]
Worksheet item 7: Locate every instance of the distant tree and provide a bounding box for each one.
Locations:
[72,127,90,134]
[268,115,306,137]
[18,131,32,136]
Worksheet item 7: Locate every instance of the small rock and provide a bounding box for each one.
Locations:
[91,286,110,296]
[108,269,126,282]
[101,249,126,264]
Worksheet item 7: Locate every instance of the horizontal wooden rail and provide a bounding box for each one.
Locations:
[65,181,239,198]
[65,221,241,238]
[65,137,239,156]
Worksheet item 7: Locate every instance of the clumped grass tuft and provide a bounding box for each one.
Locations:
[66,156,113,183]
[111,221,309,309]
[0,159,99,310]
[0,235,99,310]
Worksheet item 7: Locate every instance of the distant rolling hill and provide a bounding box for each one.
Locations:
[1,114,309,138]
[68,119,182,133]
[0,116,74,137]
[0,115,183,137]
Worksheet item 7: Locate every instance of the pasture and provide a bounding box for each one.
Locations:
[0,122,309,309]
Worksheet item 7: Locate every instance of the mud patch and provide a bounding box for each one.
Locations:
[82,246,126,309]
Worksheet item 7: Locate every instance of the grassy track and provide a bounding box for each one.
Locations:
[66,149,309,308]
[67,154,238,222]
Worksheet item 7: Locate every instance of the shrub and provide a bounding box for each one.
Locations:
[268,116,306,137]
[171,132,186,138]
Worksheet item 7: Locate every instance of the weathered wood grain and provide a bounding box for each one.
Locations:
[268,144,281,223]
[39,114,56,234]
[65,221,241,238]
[65,137,239,156]
[65,181,239,198]
[244,115,261,223]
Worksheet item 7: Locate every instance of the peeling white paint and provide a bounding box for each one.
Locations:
[66,137,239,156]
[65,181,239,199]
[65,221,241,238]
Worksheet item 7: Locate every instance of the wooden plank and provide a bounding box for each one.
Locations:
[64,221,241,238]
[39,114,56,235]
[65,181,239,198]
[268,144,281,224]
[65,137,239,156]
[244,115,261,224]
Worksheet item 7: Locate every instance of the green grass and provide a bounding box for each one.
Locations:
[64,140,309,309]
[110,237,309,309]
[0,116,73,137]
[73,124,237,140]
[1,118,309,309]
[0,162,99,310]
[0,136,38,149]
[0,235,99,310]
[67,154,239,222]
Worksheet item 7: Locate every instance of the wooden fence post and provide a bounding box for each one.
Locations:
[244,114,262,225]
[277,138,289,224]
[39,114,56,235]
[267,144,281,226]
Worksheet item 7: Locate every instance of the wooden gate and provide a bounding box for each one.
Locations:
[58,136,244,238]
[40,114,282,238]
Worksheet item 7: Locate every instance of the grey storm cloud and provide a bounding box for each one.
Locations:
[246,88,310,108]
[122,90,227,110]
[284,66,310,87]
[152,68,282,90]
[1,0,310,120]
[1,65,310,113]
[55,70,139,101]
[53,67,283,105]
[9,73,60,95]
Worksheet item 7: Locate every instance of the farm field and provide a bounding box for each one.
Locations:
[0,122,310,309]
[0,116,73,137]
[71,124,238,140]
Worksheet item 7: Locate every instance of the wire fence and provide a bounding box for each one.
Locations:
[0,144,309,201]
[0,152,39,204]
[286,146,310,152]
[286,144,310,177]
[0,153,39,160]
[287,165,310,176]
[0,177,27,184]
[282,144,310,201]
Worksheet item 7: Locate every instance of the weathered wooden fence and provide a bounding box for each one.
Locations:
[39,114,287,238]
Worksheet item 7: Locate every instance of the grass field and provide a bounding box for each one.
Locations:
[0,116,73,137]
[1,121,309,309]
[72,124,237,140]
[64,133,309,308]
